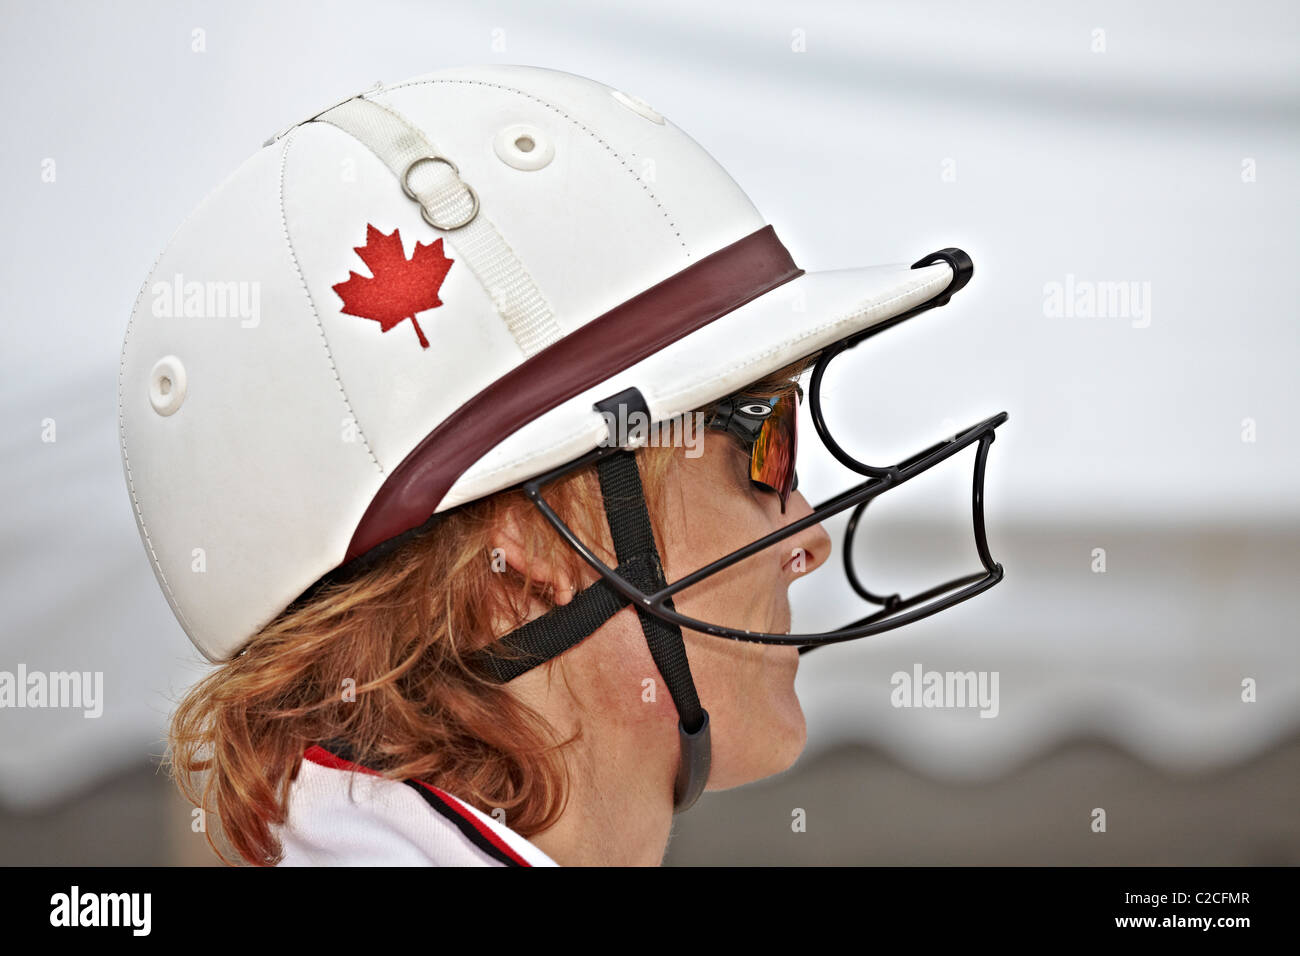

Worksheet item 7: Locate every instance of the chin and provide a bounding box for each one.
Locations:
[758,644,807,776]
[707,692,807,791]
[768,695,808,775]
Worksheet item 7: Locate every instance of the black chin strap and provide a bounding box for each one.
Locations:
[594,450,711,813]
[466,406,710,813]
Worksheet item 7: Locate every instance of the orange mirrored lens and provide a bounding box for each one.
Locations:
[750,391,798,511]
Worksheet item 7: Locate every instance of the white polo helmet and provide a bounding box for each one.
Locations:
[119,64,1004,811]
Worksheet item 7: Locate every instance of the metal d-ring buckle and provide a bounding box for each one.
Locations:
[401,155,479,230]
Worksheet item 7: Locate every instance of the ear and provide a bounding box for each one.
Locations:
[490,504,578,606]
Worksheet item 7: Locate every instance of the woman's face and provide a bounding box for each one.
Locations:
[654,424,832,790]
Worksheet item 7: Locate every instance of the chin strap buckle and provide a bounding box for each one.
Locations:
[673,710,711,813]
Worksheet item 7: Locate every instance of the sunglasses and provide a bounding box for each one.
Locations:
[705,387,800,513]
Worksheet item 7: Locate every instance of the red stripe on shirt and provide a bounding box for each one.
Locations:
[301,744,533,868]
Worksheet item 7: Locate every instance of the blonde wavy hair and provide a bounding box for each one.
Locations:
[168,361,810,865]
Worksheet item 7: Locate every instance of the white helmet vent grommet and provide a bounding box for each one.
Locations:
[610,89,665,124]
[147,355,187,417]
[494,123,554,171]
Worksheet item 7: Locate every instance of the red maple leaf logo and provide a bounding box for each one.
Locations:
[332,224,453,349]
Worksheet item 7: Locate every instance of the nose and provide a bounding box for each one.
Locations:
[779,489,832,579]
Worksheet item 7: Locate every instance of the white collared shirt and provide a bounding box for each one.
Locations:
[275,745,558,867]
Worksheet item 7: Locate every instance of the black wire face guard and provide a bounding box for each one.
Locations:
[516,249,1009,651]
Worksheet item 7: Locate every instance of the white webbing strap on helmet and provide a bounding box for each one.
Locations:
[311,94,564,357]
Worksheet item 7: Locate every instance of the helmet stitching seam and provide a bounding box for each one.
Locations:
[279,128,385,475]
[118,245,195,637]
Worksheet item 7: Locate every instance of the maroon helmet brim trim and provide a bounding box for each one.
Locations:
[345,224,804,562]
